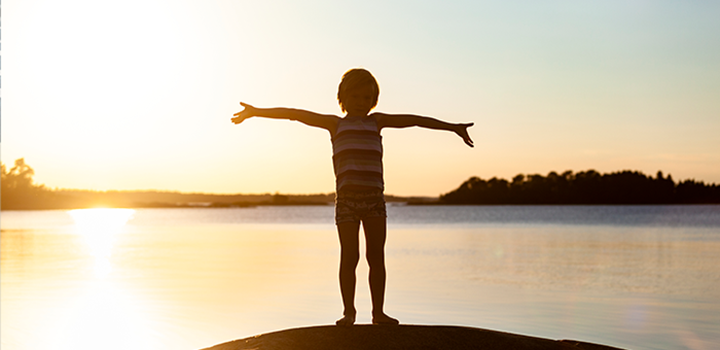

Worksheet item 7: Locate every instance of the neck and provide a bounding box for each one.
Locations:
[345,112,369,118]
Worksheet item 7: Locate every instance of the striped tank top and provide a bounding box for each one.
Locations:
[331,115,384,191]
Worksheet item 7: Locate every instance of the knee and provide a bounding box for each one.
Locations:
[365,249,385,267]
[341,250,360,268]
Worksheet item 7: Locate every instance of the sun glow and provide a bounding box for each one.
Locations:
[59,208,158,350]
[68,208,135,276]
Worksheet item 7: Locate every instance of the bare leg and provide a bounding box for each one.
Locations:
[362,216,399,325]
[336,221,360,326]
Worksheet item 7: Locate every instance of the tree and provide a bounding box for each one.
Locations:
[1,158,53,210]
[2,158,37,190]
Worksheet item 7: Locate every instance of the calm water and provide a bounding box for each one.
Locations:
[1,205,719,350]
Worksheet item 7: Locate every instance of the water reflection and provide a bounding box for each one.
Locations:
[2,207,719,350]
[56,209,156,350]
[68,208,134,276]
[56,277,157,350]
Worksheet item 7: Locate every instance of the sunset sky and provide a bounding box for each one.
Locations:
[3,0,719,196]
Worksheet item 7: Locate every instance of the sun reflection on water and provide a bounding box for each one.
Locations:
[68,208,135,276]
[59,208,160,350]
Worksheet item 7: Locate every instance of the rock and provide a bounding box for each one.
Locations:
[201,325,626,350]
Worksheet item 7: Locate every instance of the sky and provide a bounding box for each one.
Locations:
[3,0,720,197]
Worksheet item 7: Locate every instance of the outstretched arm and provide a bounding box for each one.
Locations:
[373,112,474,147]
[232,102,339,132]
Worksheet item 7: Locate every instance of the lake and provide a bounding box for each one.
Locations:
[2,205,719,350]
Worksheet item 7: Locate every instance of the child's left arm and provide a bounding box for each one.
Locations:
[373,112,474,147]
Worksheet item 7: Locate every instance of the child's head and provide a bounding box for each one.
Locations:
[337,68,379,114]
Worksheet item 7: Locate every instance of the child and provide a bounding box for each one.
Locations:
[232,68,474,326]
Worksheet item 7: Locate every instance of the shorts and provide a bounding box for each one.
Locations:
[335,188,387,225]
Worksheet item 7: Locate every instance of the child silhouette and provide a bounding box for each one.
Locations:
[232,68,474,326]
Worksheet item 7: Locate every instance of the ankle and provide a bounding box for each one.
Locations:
[372,312,399,325]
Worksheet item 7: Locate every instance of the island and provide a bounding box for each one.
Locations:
[201,325,626,350]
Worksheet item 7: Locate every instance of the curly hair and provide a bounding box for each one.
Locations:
[337,68,380,113]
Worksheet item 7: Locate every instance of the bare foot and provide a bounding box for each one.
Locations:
[372,313,399,326]
[336,314,356,327]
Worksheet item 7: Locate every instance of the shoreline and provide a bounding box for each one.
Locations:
[201,325,626,350]
[3,202,719,211]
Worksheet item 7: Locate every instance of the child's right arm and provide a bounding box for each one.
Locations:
[232,102,339,132]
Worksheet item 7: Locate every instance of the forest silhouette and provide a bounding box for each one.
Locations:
[1,158,54,210]
[439,170,720,205]
[2,159,719,210]
[0,158,335,210]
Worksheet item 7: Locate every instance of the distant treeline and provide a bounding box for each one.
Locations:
[0,158,423,210]
[439,170,720,204]
[1,159,336,210]
[3,159,719,209]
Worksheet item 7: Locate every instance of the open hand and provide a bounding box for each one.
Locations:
[231,102,256,124]
[455,122,474,147]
